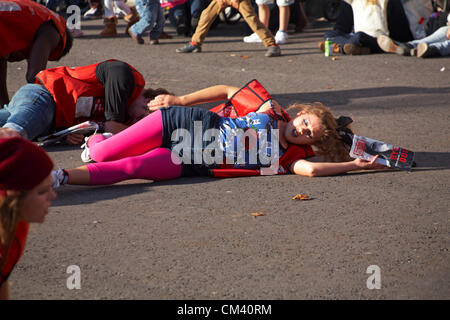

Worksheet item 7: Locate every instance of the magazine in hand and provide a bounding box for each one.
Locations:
[349,135,415,171]
[36,121,100,146]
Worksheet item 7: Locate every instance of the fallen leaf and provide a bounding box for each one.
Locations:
[331,57,338,61]
[292,194,311,201]
[250,212,265,217]
[240,55,250,59]
[230,54,236,57]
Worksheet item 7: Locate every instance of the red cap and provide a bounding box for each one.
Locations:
[0,137,53,191]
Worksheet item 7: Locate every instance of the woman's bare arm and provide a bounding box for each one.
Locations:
[148,85,239,111]
[290,156,385,177]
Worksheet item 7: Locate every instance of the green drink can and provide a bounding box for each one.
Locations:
[325,38,332,57]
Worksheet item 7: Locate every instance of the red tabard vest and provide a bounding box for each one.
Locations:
[0,221,29,286]
[0,0,67,60]
[35,60,146,128]
[209,79,314,178]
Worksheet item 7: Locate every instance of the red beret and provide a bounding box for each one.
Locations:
[0,137,53,191]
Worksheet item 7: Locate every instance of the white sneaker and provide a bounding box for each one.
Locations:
[275,30,288,45]
[52,168,66,189]
[243,33,262,43]
[81,133,113,163]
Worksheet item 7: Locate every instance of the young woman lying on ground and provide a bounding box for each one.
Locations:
[52,82,385,187]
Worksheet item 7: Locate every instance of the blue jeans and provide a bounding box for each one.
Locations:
[409,26,450,57]
[0,84,55,140]
[130,0,165,39]
[169,0,206,28]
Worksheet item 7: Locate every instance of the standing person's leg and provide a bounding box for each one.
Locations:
[189,0,206,31]
[149,2,165,43]
[88,109,165,162]
[100,0,118,36]
[259,3,270,26]
[238,0,276,47]
[190,0,222,46]
[0,84,55,140]
[243,1,269,43]
[176,0,222,52]
[129,0,154,44]
[295,0,307,32]
[275,0,293,44]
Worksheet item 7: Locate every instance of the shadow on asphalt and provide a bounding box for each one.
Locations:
[411,152,450,171]
[272,86,450,107]
[52,176,213,207]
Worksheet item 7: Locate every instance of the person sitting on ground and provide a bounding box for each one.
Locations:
[51,82,385,188]
[377,24,450,58]
[0,0,73,107]
[0,137,57,300]
[176,0,282,57]
[243,0,293,45]
[319,0,414,55]
[0,60,170,144]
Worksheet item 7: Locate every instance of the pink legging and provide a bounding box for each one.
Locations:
[86,110,182,185]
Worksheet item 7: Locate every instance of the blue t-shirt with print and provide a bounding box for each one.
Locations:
[217,112,283,169]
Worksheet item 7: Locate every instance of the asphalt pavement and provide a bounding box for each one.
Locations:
[6,17,450,300]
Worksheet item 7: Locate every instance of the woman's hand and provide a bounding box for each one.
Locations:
[148,94,180,112]
[353,156,387,170]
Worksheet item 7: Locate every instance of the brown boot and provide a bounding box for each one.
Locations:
[100,17,117,37]
[124,7,139,35]
[343,43,371,55]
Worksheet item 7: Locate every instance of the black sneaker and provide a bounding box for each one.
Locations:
[176,15,188,36]
[265,45,281,57]
[176,42,202,53]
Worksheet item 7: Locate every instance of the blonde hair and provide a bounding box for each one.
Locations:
[0,191,25,271]
[286,103,352,162]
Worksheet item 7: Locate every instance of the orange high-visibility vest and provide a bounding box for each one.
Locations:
[0,0,67,60]
[35,60,146,128]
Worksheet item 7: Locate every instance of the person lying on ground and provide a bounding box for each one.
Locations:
[0,60,170,144]
[51,82,385,188]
